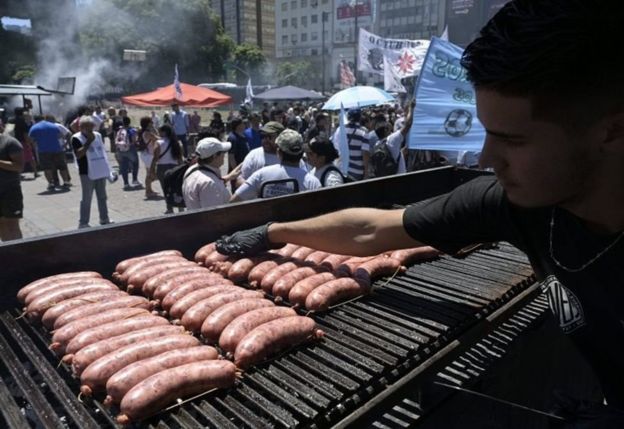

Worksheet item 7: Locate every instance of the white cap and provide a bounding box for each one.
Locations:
[195,137,231,159]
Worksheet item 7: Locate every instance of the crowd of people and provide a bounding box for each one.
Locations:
[0,97,477,241]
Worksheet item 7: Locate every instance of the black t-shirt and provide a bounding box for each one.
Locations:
[403,175,624,408]
[72,136,88,175]
[228,132,250,166]
[0,135,23,191]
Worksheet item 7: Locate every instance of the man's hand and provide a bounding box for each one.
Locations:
[215,223,283,256]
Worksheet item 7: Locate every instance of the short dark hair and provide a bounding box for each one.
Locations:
[279,150,303,163]
[122,116,131,127]
[229,118,243,130]
[308,136,339,163]
[462,0,624,122]
[139,116,151,130]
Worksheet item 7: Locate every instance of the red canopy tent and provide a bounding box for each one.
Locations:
[121,82,232,107]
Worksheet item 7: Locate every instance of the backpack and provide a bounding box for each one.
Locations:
[115,128,130,152]
[320,166,353,186]
[163,163,219,208]
[371,137,401,177]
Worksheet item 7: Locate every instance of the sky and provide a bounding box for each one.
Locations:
[1,17,32,28]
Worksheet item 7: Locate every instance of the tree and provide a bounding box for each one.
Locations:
[231,43,267,84]
[0,27,37,84]
[276,60,315,88]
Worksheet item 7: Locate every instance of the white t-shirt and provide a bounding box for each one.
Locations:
[182,165,230,210]
[92,112,104,129]
[385,130,407,174]
[312,165,345,187]
[240,148,279,179]
[235,164,321,200]
[156,138,177,165]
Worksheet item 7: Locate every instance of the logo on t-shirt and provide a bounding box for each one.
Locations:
[541,275,586,334]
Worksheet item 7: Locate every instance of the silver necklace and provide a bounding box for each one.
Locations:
[549,207,624,273]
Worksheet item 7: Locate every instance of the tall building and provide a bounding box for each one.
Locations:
[210,0,276,59]
[377,0,446,40]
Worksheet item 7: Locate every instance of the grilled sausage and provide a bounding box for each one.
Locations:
[40,291,127,329]
[161,279,235,313]
[319,254,352,271]
[151,271,227,302]
[219,306,297,355]
[304,251,331,265]
[194,243,216,264]
[290,246,316,261]
[273,243,300,258]
[80,334,200,396]
[353,256,403,280]
[390,246,441,265]
[119,255,188,286]
[180,290,265,332]
[211,259,235,276]
[260,261,306,294]
[18,272,102,303]
[115,250,182,276]
[27,282,119,320]
[65,315,169,356]
[53,295,150,329]
[226,255,274,283]
[104,346,219,406]
[141,265,212,297]
[69,325,185,374]
[50,307,150,354]
[168,285,243,320]
[126,260,196,293]
[335,256,378,276]
[234,316,323,369]
[24,278,113,306]
[288,272,338,308]
[203,250,230,268]
[248,259,282,288]
[304,277,372,312]
[272,266,325,300]
[116,360,236,424]
[200,299,274,343]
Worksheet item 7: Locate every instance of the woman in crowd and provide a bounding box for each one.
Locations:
[138,116,159,199]
[150,124,183,214]
[305,136,345,187]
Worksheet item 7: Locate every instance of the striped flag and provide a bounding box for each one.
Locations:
[340,60,356,88]
[174,64,183,100]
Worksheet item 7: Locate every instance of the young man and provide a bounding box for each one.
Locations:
[28,115,72,191]
[230,129,320,201]
[0,121,24,241]
[171,103,190,157]
[217,1,624,426]
[343,108,370,181]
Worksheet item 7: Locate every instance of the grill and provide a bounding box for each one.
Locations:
[0,167,547,428]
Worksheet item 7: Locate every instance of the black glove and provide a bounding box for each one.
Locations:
[550,391,624,429]
[215,223,282,256]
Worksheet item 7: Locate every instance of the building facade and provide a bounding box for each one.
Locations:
[210,0,276,59]
[377,0,446,40]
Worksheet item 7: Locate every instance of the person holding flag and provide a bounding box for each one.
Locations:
[215,1,624,426]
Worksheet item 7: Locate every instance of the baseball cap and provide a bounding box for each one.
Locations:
[276,129,303,156]
[260,121,285,135]
[195,137,231,159]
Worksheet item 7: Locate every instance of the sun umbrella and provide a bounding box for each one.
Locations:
[121,83,232,107]
[254,85,325,101]
[322,86,395,111]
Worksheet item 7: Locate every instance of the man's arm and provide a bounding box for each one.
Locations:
[0,149,24,172]
[73,134,94,159]
[400,99,416,137]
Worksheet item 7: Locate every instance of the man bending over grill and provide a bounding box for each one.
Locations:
[216,1,624,426]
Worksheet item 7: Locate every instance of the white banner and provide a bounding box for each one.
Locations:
[358,28,430,75]
[383,52,406,93]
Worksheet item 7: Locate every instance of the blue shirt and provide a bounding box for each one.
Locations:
[171,110,189,135]
[244,127,262,150]
[28,121,62,153]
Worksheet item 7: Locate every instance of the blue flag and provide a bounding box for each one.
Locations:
[408,37,485,152]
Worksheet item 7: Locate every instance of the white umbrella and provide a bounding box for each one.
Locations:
[322,86,396,111]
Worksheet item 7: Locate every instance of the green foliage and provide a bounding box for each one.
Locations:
[12,65,36,83]
[276,60,315,88]
[231,43,267,83]
[0,27,37,83]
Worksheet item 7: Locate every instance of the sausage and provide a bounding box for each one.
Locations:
[80,334,200,396]
[40,291,127,329]
[26,282,120,320]
[24,278,114,306]
[141,265,212,297]
[219,306,297,355]
[248,259,282,288]
[353,256,404,280]
[50,307,150,354]
[288,272,338,308]
[290,246,316,261]
[168,285,244,320]
[180,290,265,332]
[260,261,306,294]
[69,325,185,374]
[104,346,219,406]
[126,260,197,293]
[335,255,378,276]
[390,246,441,265]
[161,279,235,313]
[304,277,372,312]
[194,243,216,264]
[203,250,230,268]
[227,255,274,283]
[304,251,331,265]
[234,316,323,369]
[200,298,274,343]
[151,271,228,302]
[116,360,236,424]
[65,315,170,356]
[319,254,352,271]
[119,255,188,285]
[53,295,151,329]
[115,250,183,276]
[272,243,299,258]
[18,272,102,303]
[211,259,235,276]
[272,266,325,300]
